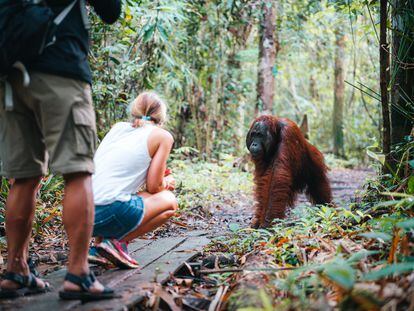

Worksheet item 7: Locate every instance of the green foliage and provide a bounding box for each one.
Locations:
[323,258,356,290]
[0,178,10,224]
[359,231,392,242]
[275,0,380,161]
[170,151,252,213]
[324,153,359,168]
[0,175,65,241]
[397,218,414,230]
[363,263,414,281]
[87,0,382,160]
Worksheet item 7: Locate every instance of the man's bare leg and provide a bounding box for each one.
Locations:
[0,177,47,290]
[61,173,104,293]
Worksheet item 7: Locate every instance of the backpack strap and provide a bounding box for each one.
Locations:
[53,0,78,26]
[79,0,90,30]
[53,0,90,30]
[4,61,30,111]
[4,81,13,111]
[45,0,89,50]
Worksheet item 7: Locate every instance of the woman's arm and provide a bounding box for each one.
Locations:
[146,130,174,194]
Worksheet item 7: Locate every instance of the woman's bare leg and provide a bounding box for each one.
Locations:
[137,191,151,199]
[122,190,177,242]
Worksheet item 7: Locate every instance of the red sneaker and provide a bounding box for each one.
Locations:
[96,239,139,269]
[112,240,139,266]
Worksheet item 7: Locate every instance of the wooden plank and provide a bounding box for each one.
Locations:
[127,238,154,253]
[144,236,210,283]
[98,236,187,287]
[0,237,186,311]
[0,291,80,311]
[74,235,210,311]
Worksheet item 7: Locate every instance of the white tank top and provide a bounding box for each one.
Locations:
[92,122,154,205]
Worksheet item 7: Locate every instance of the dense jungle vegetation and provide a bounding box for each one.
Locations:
[0,0,413,309]
[89,0,382,161]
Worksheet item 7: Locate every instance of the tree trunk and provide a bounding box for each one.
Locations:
[256,0,278,115]
[333,30,346,158]
[390,0,414,148]
[380,0,392,170]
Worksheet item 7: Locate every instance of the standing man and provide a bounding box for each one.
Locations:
[0,0,121,300]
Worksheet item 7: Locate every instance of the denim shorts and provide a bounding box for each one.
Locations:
[93,195,145,240]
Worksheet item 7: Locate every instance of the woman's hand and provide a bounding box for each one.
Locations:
[163,175,176,191]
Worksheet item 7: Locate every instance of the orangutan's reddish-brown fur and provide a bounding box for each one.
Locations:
[246,115,332,228]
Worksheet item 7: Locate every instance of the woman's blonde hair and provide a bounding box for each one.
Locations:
[130,91,167,127]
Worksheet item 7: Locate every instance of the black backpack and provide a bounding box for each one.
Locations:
[0,0,85,75]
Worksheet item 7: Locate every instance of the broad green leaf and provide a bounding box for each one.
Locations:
[259,289,274,311]
[324,262,355,290]
[366,149,385,165]
[380,192,414,198]
[228,223,240,233]
[347,250,379,263]
[143,25,156,43]
[396,218,414,229]
[373,200,402,208]
[408,176,414,194]
[359,232,392,241]
[363,263,414,281]
[157,24,169,42]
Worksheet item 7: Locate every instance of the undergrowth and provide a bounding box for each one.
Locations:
[218,195,413,310]
[0,175,65,252]
[170,149,253,215]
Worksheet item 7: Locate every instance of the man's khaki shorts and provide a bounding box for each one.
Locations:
[0,71,97,178]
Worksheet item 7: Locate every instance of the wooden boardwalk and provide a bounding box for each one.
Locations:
[0,231,210,311]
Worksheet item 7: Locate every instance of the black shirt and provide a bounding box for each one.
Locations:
[28,0,121,84]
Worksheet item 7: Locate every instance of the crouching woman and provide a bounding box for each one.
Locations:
[90,92,177,268]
